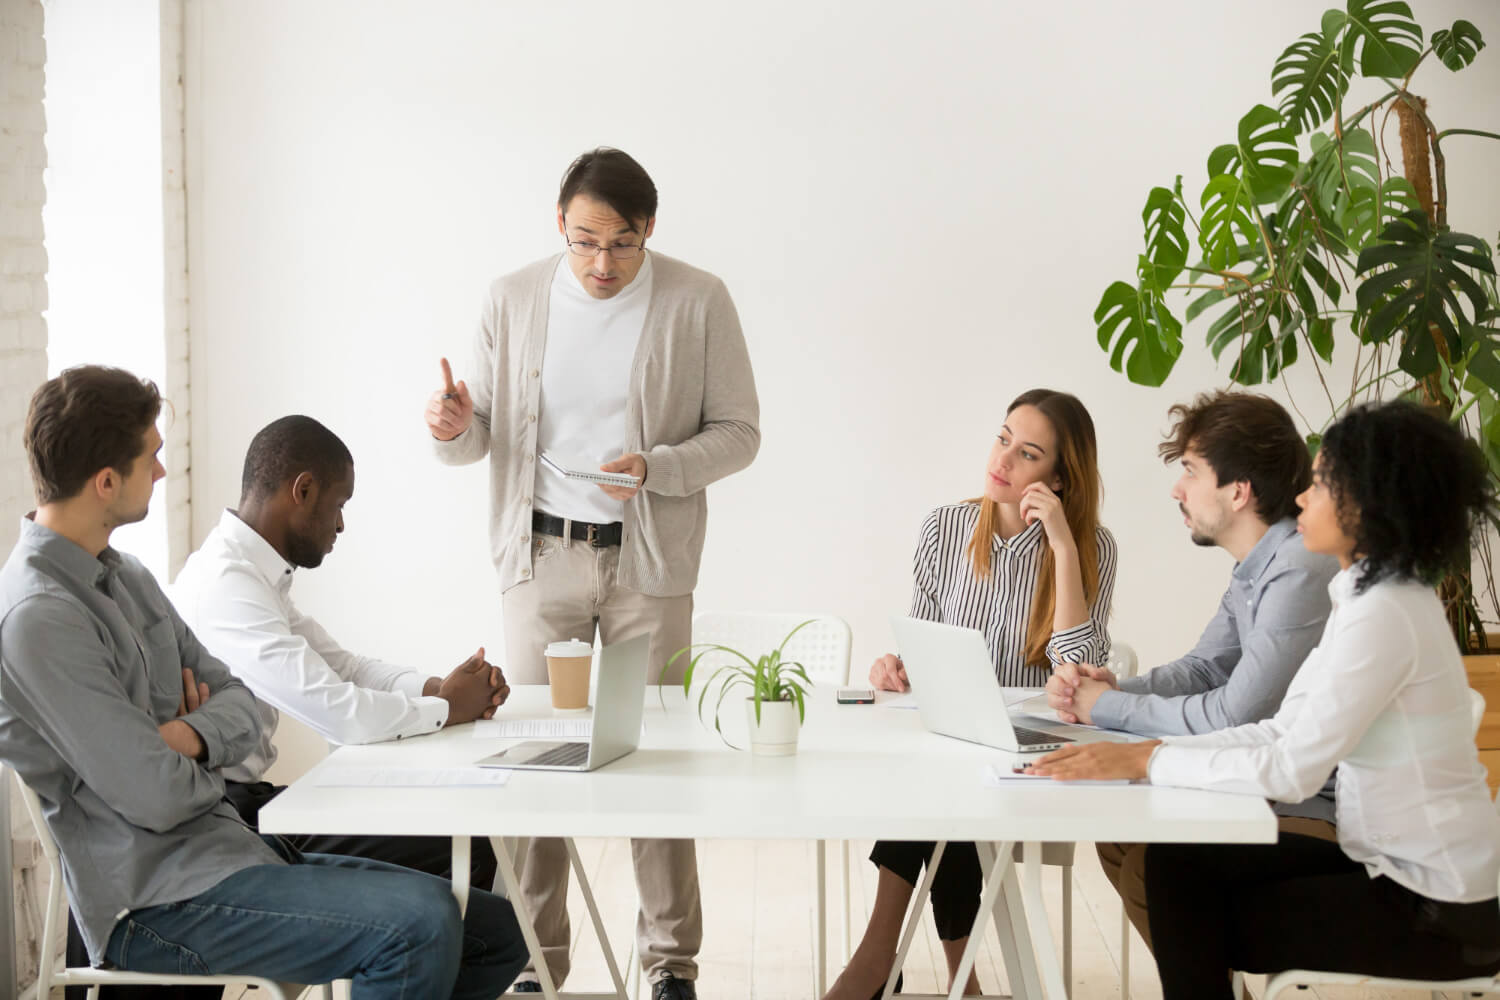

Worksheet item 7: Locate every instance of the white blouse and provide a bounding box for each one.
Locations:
[1150,564,1500,903]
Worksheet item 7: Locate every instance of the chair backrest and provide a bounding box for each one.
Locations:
[1471,687,1486,739]
[1107,641,1140,681]
[9,767,67,997]
[691,612,852,686]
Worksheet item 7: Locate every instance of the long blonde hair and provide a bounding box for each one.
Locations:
[964,389,1103,667]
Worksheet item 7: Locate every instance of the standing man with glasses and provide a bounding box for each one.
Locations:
[424,147,760,999]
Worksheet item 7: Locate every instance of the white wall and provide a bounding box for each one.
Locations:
[182,1,1500,676]
[41,0,169,579]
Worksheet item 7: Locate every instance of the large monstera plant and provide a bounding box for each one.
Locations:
[1095,1,1500,650]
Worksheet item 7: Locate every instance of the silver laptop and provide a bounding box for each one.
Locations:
[477,632,650,772]
[891,616,1090,754]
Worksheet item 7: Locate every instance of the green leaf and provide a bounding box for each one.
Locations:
[1309,315,1336,361]
[1342,0,1423,78]
[1273,23,1350,133]
[1139,182,1189,294]
[1095,280,1183,386]
[1340,177,1420,250]
[1354,211,1496,378]
[1203,288,1300,386]
[1432,20,1485,71]
[1206,105,1299,204]
[1199,173,1259,269]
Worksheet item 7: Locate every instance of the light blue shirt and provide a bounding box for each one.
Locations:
[1091,518,1339,821]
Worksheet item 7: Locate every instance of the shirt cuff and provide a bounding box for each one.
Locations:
[392,670,431,700]
[409,696,450,735]
[1089,689,1125,731]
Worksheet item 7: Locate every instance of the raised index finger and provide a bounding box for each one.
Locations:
[440,357,457,394]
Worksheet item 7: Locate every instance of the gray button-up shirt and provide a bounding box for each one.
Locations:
[1090,518,1340,821]
[0,518,282,962]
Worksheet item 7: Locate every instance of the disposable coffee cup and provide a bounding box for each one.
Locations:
[545,638,594,711]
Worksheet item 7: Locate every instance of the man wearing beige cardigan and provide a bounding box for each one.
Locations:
[425,147,760,1000]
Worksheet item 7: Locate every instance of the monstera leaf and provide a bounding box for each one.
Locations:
[1095,280,1183,386]
[1340,178,1421,251]
[1203,287,1301,386]
[1139,181,1189,295]
[1273,11,1350,134]
[1207,105,1299,204]
[1305,128,1379,216]
[1339,0,1423,78]
[1355,211,1496,378]
[1199,174,1260,270]
[1432,19,1484,71]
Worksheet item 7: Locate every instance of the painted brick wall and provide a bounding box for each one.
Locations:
[1,0,48,989]
[161,0,191,574]
[1,0,48,552]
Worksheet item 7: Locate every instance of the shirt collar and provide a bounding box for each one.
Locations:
[1233,517,1298,585]
[994,517,1045,555]
[215,509,295,590]
[17,514,114,589]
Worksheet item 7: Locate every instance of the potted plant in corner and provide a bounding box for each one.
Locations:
[664,620,815,756]
[1090,1,1500,788]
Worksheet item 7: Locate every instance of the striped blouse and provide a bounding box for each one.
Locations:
[909,502,1118,687]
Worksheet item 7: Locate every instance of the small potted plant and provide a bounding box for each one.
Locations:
[664,620,815,755]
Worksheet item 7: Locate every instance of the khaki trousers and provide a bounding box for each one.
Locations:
[1098,815,1338,952]
[501,532,701,986]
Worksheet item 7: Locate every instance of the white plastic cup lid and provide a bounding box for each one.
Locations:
[546,638,593,659]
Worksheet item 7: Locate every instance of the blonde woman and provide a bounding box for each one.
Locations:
[826,388,1118,1000]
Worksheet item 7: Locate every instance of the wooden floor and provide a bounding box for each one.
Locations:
[210,837,1471,1000]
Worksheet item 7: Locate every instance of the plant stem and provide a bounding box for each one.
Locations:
[1435,128,1500,143]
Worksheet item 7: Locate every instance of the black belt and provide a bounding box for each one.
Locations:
[532,511,623,548]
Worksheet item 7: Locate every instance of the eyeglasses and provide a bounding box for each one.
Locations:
[566,241,644,260]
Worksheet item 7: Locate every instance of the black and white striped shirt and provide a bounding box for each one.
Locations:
[909,502,1118,687]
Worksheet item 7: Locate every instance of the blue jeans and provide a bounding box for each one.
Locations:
[103,851,528,1000]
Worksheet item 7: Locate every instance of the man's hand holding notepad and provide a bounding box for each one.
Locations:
[540,452,642,488]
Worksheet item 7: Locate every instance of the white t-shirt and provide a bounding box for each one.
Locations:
[534,253,654,523]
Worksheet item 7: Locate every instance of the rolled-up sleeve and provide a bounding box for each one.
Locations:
[1046,526,1117,666]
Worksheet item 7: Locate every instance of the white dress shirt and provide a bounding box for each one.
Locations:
[1150,563,1500,903]
[533,252,653,524]
[170,510,448,783]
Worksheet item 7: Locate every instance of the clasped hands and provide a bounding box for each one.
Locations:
[1030,661,1158,780]
[425,647,511,726]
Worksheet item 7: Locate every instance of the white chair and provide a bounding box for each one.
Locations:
[1245,690,1495,1000]
[625,612,852,998]
[8,766,330,1000]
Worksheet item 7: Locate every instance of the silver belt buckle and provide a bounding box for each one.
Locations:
[586,523,599,546]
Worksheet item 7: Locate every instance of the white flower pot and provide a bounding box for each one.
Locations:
[744,698,801,756]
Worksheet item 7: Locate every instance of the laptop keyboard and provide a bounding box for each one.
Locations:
[526,742,590,767]
[1012,725,1075,747]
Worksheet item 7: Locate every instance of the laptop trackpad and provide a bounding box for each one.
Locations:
[479,740,589,768]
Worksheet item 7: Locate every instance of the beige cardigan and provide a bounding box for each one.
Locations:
[434,252,760,597]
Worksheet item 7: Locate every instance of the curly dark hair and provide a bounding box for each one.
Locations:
[1317,401,1496,593]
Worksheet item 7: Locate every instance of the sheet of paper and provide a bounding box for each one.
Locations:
[314,766,512,787]
[981,763,1131,787]
[471,718,593,740]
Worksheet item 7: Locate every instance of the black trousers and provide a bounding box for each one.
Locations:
[870,840,982,941]
[1145,832,1500,1000]
[64,782,499,999]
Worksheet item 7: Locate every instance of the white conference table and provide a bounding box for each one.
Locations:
[260,687,1275,1000]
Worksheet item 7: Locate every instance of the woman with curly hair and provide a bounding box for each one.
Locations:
[1029,400,1500,997]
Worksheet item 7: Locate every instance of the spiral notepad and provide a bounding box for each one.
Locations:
[540,452,641,488]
